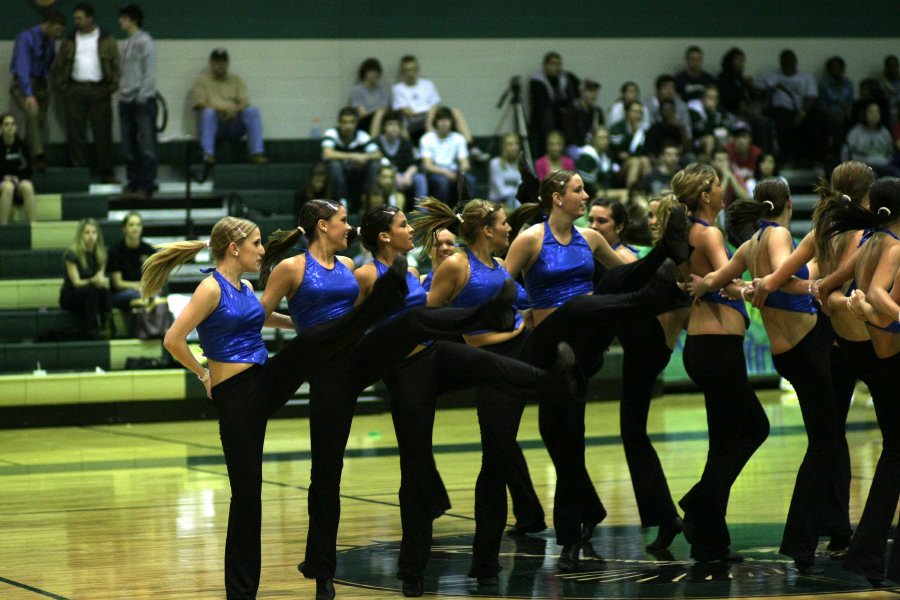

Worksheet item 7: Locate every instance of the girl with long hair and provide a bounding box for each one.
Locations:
[60,217,112,339]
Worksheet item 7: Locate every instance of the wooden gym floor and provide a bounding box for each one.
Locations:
[0,389,896,599]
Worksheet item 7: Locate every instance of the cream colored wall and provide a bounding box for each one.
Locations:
[0,37,895,143]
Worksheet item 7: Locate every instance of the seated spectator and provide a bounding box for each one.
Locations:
[375,110,417,194]
[759,49,819,165]
[819,56,854,161]
[607,81,650,131]
[846,102,900,177]
[60,217,111,339]
[746,152,782,197]
[563,78,604,156]
[576,126,619,195]
[646,75,691,134]
[853,78,891,129]
[321,106,382,212]
[529,51,580,156]
[880,55,900,123]
[391,55,478,154]
[191,48,267,165]
[609,101,651,188]
[725,123,762,181]
[636,142,680,195]
[688,85,732,161]
[674,45,716,102]
[415,106,475,205]
[644,99,690,158]
[350,57,389,134]
[712,148,750,207]
[107,211,155,334]
[0,113,37,224]
[534,130,575,181]
[717,47,769,152]
[294,162,333,222]
[364,164,406,211]
[489,132,523,206]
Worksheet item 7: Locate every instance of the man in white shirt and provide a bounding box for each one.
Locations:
[321,106,382,212]
[414,107,475,205]
[391,55,479,156]
[51,2,120,183]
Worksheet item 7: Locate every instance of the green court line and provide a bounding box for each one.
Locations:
[0,576,69,600]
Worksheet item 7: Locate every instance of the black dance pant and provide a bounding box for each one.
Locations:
[300,305,550,581]
[844,350,900,582]
[680,334,770,561]
[771,316,841,564]
[617,316,679,528]
[384,339,549,582]
[208,273,405,599]
[59,284,112,335]
[506,443,545,530]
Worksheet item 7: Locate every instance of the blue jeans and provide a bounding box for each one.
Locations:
[422,172,477,205]
[199,106,264,157]
[119,99,158,193]
[327,159,379,213]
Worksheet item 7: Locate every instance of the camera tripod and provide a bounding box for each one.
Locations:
[493,76,533,166]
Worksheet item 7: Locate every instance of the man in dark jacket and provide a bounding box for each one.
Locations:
[529,51,580,156]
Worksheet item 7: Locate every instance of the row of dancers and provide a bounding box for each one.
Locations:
[140,159,898,599]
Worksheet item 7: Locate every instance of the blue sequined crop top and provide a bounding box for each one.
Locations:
[451,249,523,334]
[288,253,358,332]
[690,217,750,327]
[524,222,594,309]
[196,270,268,365]
[756,221,816,314]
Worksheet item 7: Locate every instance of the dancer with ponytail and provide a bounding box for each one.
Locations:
[417,186,683,575]
[752,161,877,554]
[816,177,900,587]
[259,200,572,598]
[669,162,769,564]
[612,191,691,554]
[143,216,408,600]
[587,198,642,263]
[690,178,840,573]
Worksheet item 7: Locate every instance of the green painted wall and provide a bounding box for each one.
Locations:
[8,0,899,39]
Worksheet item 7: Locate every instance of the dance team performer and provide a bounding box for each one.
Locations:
[258,200,573,599]
[142,216,408,600]
[690,178,841,573]
[668,163,770,563]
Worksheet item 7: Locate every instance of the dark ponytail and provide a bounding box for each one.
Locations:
[812,160,875,271]
[360,204,401,254]
[591,198,652,246]
[412,197,501,255]
[726,177,791,245]
[825,177,900,242]
[259,199,340,286]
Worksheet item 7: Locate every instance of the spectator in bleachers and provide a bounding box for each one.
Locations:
[712,147,750,206]
[0,114,37,224]
[746,152,781,197]
[529,51,580,156]
[375,111,417,195]
[646,75,691,134]
[350,58,389,135]
[644,99,690,159]
[364,164,405,211]
[880,55,900,123]
[853,78,891,129]
[191,48,268,165]
[534,130,574,181]
[609,101,651,189]
[294,162,333,222]
[576,126,619,196]
[391,55,478,154]
[846,102,900,177]
[51,2,120,183]
[607,81,650,131]
[725,123,762,182]
[488,132,523,206]
[416,106,475,205]
[717,47,769,152]
[674,45,716,102]
[60,217,111,339]
[108,211,155,331]
[117,4,157,201]
[759,49,818,165]
[9,10,65,172]
[818,56,854,162]
[636,142,680,195]
[562,78,604,157]
[688,85,732,162]
[321,106,382,212]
